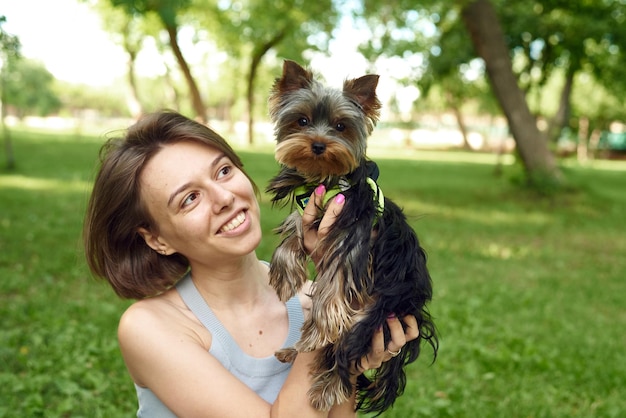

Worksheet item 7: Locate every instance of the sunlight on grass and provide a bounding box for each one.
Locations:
[2,130,625,417]
[561,157,626,171]
[480,242,531,260]
[402,200,550,227]
[369,146,516,165]
[0,175,92,193]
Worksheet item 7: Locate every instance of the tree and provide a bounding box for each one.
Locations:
[461,0,561,185]
[0,15,21,170]
[206,0,338,144]
[497,0,626,143]
[110,0,207,122]
[2,59,61,118]
[357,0,565,187]
[90,0,147,118]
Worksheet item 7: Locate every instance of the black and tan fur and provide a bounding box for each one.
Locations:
[266,60,438,414]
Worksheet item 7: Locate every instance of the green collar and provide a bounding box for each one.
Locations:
[293,177,384,216]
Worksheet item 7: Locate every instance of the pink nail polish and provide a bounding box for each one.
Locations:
[315,184,325,196]
[334,193,345,204]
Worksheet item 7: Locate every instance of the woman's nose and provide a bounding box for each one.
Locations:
[209,184,235,213]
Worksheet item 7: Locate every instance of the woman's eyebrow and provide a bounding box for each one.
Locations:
[167,181,192,208]
[166,152,227,208]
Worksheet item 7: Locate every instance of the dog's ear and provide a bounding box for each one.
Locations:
[273,60,314,93]
[344,74,382,120]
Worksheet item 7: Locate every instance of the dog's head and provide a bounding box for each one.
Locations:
[268,60,381,180]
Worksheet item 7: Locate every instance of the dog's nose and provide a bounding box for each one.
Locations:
[311,142,326,155]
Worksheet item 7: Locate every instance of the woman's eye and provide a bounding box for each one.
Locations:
[182,193,198,207]
[218,165,232,178]
[298,117,309,127]
[335,122,345,132]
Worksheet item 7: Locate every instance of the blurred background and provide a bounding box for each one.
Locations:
[1,0,625,167]
[1,0,625,416]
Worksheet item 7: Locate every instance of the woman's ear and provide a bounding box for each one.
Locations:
[137,227,171,256]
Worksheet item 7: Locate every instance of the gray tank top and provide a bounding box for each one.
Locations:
[134,271,304,417]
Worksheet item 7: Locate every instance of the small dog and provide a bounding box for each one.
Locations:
[266,60,438,414]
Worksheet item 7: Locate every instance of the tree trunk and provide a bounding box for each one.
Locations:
[588,128,601,159]
[446,91,471,150]
[0,76,15,170]
[125,48,143,119]
[162,61,181,111]
[164,23,206,123]
[1,125,15,170]
[247,29,287,145]
[547,66,575,143]
[247,56,260,146]
[577,116,589,162]
[462,0,562,185]
[1,117,15,170]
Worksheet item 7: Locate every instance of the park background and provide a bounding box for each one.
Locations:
[1,0,625,416]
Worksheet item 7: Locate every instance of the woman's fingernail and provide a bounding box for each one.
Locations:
[315,184,325,196]
[387,313,396,319]
[334,193,345,204]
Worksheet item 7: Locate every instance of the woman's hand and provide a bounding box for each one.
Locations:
[355,314,420,374]
[302,185,344,264]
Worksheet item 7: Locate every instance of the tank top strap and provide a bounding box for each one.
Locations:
[176,272,222,335]
[175,271,303,350]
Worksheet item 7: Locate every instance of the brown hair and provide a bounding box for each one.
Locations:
[84,111,256,299]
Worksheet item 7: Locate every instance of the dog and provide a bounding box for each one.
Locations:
[266,60,438,414]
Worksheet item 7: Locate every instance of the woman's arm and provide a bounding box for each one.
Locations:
[273,350,350,418]
[118,297,370,418]
[119,299,279,418]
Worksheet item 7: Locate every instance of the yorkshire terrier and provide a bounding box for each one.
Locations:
[266,60,438,414]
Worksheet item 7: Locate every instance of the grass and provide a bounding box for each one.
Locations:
[1,128,625,417]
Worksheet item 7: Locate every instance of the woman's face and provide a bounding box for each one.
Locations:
[137,140,261,266]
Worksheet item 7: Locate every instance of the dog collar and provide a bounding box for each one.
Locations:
[293,177,384,216]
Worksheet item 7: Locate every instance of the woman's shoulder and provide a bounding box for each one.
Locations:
[118,289,211,351]
[120,288,181,322]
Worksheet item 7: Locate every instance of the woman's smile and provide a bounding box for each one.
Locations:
[219,210,248,234]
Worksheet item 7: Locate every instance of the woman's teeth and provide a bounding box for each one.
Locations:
[221,212,245,232]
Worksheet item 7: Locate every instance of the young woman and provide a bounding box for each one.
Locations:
[84,111,417,417]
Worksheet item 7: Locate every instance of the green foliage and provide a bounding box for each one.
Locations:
[208,0,337,58]
[498,0,626,93]
[2,59,61,117]
[355,0,626,126]
[110,0,192,26]
[1,130,625,416]
[54,80,130,117]
[1,18,59,118]
[0,15,21,61]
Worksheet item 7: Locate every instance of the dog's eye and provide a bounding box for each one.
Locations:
[335,122,345,132]
[298,117,309,127]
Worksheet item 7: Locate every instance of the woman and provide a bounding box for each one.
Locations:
[84,111,417,417]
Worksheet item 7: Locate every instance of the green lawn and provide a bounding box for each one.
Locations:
[1,129,624,417]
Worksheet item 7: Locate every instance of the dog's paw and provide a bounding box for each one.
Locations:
[275,347,298,363]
